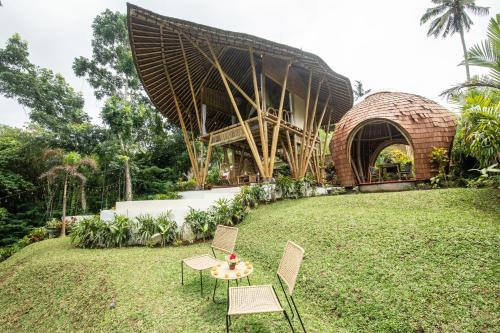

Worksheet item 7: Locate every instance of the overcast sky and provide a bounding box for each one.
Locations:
[1,0,498,128]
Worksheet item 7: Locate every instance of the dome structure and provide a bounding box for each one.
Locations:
[331,92,456,186]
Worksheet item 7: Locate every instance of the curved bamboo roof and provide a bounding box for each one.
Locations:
[331,91,456,185]
[127,3,353,134]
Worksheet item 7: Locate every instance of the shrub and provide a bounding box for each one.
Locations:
[70,215,105,248]
[26,227,47,243]
[134,213,177,246]
[105,215,131,248]
[211,198,234,226]
[207,167,221,185]
[276,175,295,198]
[176,178,197,191]
[155,212,178,246]
[429,147,449,177]
[45,218,62,229]
[146,192,181,200]
[0,247,15,262]
[184,208,215,240]
[230,199,248,224]
[135,214,158,245]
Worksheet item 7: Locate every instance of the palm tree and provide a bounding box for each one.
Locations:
[353,80,372,101]
[441,14,500,96]
[420,0,490,81]
[40,149,98,236]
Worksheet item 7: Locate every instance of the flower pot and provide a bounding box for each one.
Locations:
[46,228,60,238]
[229,262,237,270]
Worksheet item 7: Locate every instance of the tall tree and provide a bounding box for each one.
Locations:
[73,10,163,200]
[353,80,371,101]
[40,150,97,236]
[420,0,490,81]
[0,34,89,133]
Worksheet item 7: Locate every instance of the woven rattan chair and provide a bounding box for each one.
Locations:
[226,241,306,332]
[399,162,412,180]
[181,225,238,297]
[368,166,381,183]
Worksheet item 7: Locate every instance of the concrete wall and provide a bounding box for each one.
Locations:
[113,187,241,227]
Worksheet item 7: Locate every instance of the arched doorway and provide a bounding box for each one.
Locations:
[347,119,414,183]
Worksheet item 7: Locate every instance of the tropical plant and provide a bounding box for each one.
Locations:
[146,192,181,200]
[134,214,157,245]
[154,212,178,246]
[451,89,500,168]
[104,215,131,247]
[211,198,234,226]
[467,163,500,188]
[39,150,98,236]
[229,199,248,224]
[429,147,450,177]
[176,178,197,191]
[275,175,295,199]
[70,215,105,248]
[184,208,215,240]
[443,14,500,95]
[353,80,371,101]
[420,0,490,81]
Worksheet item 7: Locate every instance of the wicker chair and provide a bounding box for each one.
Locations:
[368,166,382,183]
[226,241,306,332]
[181,225,238,297]
[399,162,412,180]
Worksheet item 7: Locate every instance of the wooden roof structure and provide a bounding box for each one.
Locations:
[331,92,456,186]
[127,3,353,134]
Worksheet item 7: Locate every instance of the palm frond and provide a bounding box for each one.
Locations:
[39,165,67,179]
[72,172,88,185]
[79,157,98,171]
[440,79,500,97]
[420,4,449,24]
[42,148,64,161]
[464,4,490,16]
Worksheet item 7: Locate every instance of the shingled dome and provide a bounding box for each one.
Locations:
[331,92,456,186]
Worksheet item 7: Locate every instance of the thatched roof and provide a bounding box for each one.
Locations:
[127,3,353,133]
[331,91,456,185]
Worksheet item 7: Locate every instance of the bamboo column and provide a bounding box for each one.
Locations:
[206,41,266,177]
[268,61,291,177]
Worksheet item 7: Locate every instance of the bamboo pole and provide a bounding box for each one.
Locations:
[179,32,259,111]
[206,41,266,177]
[249,48,269,179]
[268,61,291,177]
[178,33,202,132]
[202,134,213,185]
[301,78,324,175]
[160,26,200,184]
[301,95,331,177]
[299,71,313,175]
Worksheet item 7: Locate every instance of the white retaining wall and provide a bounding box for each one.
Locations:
[109,187,241,227]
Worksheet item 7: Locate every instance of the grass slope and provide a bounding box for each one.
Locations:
[0,188,498,333]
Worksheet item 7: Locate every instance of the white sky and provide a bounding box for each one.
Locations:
[0,0,498,128]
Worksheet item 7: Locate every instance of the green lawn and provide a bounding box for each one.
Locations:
[0,188,499,333]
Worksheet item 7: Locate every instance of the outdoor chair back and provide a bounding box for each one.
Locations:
[277,241,305,295]
[211,225,238,254]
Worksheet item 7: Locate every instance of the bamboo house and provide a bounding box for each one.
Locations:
[128,4,353,186]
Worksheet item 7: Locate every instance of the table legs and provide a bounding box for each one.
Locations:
[212,278,251,304]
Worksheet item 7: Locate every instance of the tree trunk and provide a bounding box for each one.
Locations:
[459,28,471,81]
[119,135,133,201]
[81,184,87,212]
[61,173,68,237]
[124,158,132,201]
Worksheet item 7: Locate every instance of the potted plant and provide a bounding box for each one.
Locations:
[45,218,61,237]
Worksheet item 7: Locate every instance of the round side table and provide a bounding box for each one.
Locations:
[210,261,253,303]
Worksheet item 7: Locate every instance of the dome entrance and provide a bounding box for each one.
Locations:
[348,119,413,183]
